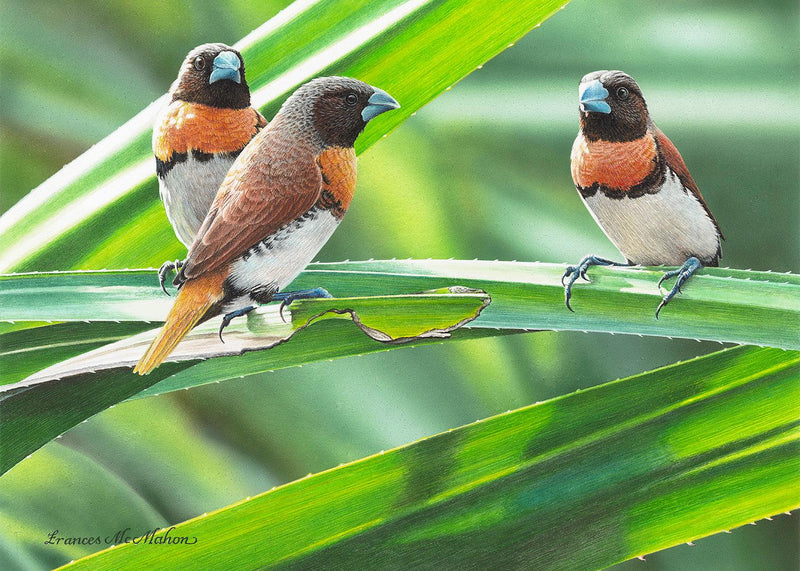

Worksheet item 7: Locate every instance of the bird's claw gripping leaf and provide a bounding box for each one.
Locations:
[655,257,703,319]
[158,259,184,296]
[562,255,621,312]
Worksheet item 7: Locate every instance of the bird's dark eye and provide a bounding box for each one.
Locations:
[345,93,358,106]
[194,56,206,71]
[616,86,629,100]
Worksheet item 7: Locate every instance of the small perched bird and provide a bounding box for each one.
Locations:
[153,43,267,292]
[134,77,400,374]
[564,70,723,317]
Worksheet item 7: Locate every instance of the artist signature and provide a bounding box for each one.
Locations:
[45,527,198,546]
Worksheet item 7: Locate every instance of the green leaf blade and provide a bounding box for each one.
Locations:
[4,262,797,348]
[0,287,496,474]
[60,346,800,570]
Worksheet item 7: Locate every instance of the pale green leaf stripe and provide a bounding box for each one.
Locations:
[61,346,800,570]
[0,322,154,384]
[2,261,798,351]
[0,0,568,273]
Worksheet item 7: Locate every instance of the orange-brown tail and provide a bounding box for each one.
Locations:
[134,269,227,375]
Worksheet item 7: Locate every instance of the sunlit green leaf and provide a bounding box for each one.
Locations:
[61,346,800,570]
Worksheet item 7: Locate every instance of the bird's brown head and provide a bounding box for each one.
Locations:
[170,43,251,109]
[578,70,650,142]
[277,77,400,149]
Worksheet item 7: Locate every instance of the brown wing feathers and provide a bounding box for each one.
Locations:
[655,128,723,239]
[182,135,323,280]
[136,133,323,374]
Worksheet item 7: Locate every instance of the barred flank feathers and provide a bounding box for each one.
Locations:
[133,269,226,375]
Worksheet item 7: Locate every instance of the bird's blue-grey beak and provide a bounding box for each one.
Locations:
[362,87,400,122]
[579,79,611,114]
[209,51,241,84]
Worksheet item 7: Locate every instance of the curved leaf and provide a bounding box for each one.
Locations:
[61,346,800,570]
[11,288,490,385]
[2,260,796,477]
[0,288,496,475]
[2,261,798,350]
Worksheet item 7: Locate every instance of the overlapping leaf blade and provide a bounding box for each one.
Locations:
[0,286,496,475]
[60,345,800,570]
[3,262,798,353]
[2,261,797,476]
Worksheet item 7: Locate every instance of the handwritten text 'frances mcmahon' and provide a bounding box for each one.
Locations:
[45,527,198,546]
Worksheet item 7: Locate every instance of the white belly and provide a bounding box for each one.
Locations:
[159,153,235,247]
[583,169,720,265]
[225,208,341,311]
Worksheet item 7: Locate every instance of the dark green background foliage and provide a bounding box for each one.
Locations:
[1,0,797,569]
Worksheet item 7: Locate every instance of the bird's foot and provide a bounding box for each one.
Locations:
[219,306,256,343]
[272,287,333,322]
[562,255,622,311]
[655,257,702,319]
[158,259,184,296]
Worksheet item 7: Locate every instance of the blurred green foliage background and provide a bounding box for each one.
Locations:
[1,0,798,569]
